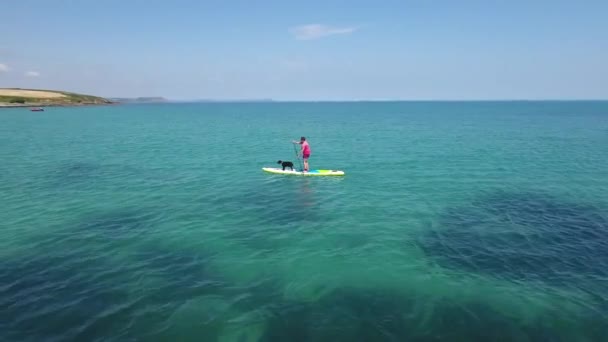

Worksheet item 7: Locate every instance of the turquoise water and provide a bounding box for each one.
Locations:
[1,102,608,341]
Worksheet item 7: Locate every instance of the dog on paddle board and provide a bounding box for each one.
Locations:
[277,160,295,171]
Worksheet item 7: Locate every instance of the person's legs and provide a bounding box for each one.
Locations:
[303,155,309,171]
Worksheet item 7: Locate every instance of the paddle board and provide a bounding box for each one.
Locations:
[262,167,345,176]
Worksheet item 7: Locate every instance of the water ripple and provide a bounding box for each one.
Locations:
[3,102,608,340]
[419,190,608,291]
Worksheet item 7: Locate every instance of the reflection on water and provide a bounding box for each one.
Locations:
[298,178,314,209]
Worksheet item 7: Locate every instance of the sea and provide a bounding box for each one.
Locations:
[1,101,607,341]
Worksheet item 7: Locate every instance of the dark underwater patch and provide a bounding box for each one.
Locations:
[76,208,161,240]
[223,227,291,253]
[0,231,229,341]
[212,178,323,252]
[48,161,102,188]
[116,247,227,342]
[48,160,143,191]
[225,178,321,224]
[0,253,131,342]
[58,161,100,177]
[256,287,601,342]
[418,191,608,285]
[130,247,223,301]
[237,184,321,226]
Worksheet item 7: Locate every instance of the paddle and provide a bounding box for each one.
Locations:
[293,142,304,171]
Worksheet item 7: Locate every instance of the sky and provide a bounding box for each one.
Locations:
[0,0,607,100]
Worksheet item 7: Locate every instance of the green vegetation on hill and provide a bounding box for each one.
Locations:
[0,88,113,106]
[57,91,112,104]
[1,97,28,104]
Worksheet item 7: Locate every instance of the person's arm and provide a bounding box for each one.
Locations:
[292,140,302,157]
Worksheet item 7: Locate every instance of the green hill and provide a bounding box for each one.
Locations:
[0,88,113,107]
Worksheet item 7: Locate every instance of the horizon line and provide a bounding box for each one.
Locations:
[151,98,608,103]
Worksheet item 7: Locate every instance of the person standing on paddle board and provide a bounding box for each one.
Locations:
[293,136,311,172]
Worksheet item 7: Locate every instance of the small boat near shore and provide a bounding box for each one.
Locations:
[30,107,44,112]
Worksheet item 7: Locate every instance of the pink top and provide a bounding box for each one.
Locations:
[301,141,311,155]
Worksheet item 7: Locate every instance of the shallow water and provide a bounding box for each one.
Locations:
[1,101,608,341]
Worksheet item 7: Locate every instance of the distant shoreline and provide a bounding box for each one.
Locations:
[3,100,607,109]
[0,102,119,108]
[156,98,608,103]
[0,88,115,108]
[130,98,597,104]
[1,87,606,109]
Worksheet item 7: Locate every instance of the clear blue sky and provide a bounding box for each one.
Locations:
[1,0,607,100]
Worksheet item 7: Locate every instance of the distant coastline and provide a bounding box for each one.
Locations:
[108,97,168,104]
[0,88,114,108]
[2,89,605,108]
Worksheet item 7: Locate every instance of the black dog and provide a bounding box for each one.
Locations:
[277,160,294,171]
